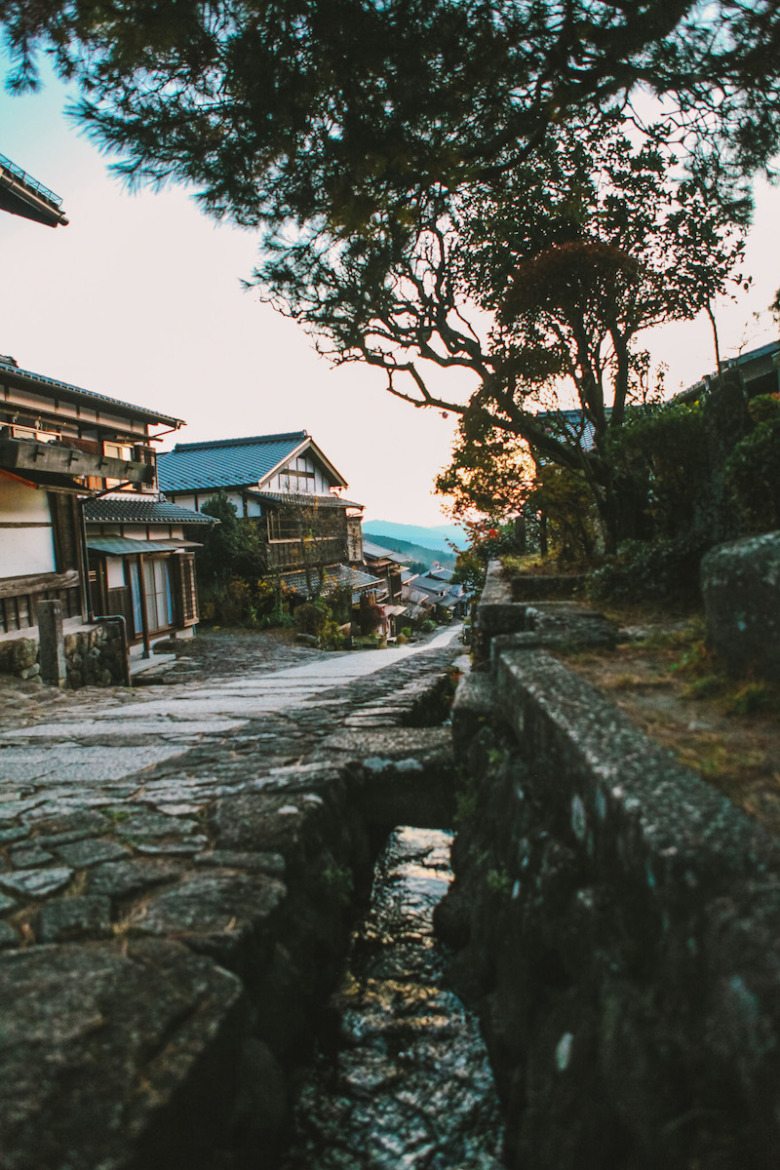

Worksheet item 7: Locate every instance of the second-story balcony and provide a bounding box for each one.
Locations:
[266,535,347,571]
[0,434,155,486]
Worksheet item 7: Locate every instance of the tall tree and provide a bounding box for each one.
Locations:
[1,0,779,233]
[259,113,749,549]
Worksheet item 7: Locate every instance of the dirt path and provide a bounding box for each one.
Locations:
[556,620,780,835]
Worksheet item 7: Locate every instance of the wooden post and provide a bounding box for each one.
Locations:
[137,553,151,659]
[38,599,66,687]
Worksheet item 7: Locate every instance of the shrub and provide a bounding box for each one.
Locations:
[419,618,437,633]
[586,537,704,607]
[725,401,780,533]
[295,599,330,636]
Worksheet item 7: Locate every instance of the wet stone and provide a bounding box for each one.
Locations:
[34,809,112,844]
[0,866,73,898]
[114,810,200,841]
[135,835,210,857]
[133,870,286,962]
[53,838,130,868]
[9,844,56,869]
[195,850,286,877]
[280,828,504,1170]
[0,893,17,916]
[0,921,18,949]
[0,938,246,1170]
[85,858,184,899]
[37,895,113,943]
[0,827,29,844]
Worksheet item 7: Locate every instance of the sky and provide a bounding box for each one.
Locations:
[1,62,779,526]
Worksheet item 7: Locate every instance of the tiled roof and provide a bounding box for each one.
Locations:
[0,358,182,426]
[83,497,214,525]
[258,490,364,510]
[407,574,450,595]
[362,540,409,563]
[158,432,309,493]
[281,564,382,600]
[86,537,202,556]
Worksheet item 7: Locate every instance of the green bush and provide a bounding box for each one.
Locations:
[419,618,437,633]
[586,537,704,606]
[294,599,330,636]
[725,401,780,533]
[320,618,347,651]
[605,400,710,543]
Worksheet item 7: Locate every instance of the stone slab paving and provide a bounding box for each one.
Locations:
[0,626,464,1170]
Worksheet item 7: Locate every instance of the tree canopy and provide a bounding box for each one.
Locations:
[259,111,749,546]
[2,0,779,233]
[1,0,767,551]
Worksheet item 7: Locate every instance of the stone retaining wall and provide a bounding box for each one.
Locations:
[438,563,780,1169]
[0,619,128,688]
[65,619,128,688]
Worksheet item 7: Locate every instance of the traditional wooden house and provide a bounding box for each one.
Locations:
[0,355,207,668]
[83,495,213,652]
[361,539,409,604]
[158,431,375,599]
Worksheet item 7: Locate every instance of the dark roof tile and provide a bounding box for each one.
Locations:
[83,497,213,525]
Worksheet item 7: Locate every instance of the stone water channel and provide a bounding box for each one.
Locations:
[278,827,505,1170]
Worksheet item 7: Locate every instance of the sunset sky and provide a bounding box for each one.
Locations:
[1,60,778,525]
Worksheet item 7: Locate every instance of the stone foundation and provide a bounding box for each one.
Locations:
[701,529,780,680]
[0,618,128,688]
[65,619,128,688]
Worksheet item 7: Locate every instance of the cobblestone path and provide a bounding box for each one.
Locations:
[0,625,463,949]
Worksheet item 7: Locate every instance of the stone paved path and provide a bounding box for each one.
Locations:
[0,624,466,1170]
[0,626,462,792]
[0,625,463,943]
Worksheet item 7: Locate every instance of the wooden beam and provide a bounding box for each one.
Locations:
[0,568,80,600]
[0,438,154,484]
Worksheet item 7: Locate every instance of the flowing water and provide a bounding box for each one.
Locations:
[280,827,504,1170]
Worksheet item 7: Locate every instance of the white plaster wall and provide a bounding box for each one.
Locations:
[269,453,335,495]
[0,481,56,577]
[106,559,126,589]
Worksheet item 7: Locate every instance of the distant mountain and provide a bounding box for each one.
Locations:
[363,533,457,571]
[363,520,465,553]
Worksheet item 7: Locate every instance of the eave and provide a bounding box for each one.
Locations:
[0,156,69,228]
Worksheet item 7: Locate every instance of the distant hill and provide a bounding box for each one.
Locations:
[363,533,457,571]
[363,520,465,553]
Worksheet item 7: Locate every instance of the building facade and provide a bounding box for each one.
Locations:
[158,431,376,600]
[0,356,207,672]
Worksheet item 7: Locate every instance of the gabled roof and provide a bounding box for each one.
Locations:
[158,431,349,494]
[83,497,214,525]
[362,540,410,564]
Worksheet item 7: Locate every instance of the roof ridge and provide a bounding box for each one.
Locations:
[167,431,308,454]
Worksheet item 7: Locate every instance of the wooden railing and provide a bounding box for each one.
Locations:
[267,537,346,570]
[0,569,81,635]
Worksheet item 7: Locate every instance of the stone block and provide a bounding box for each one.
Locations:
[701,530,780,680]
[37,895,113,942]
[0,637,38,677]
[0,939,246,1170]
